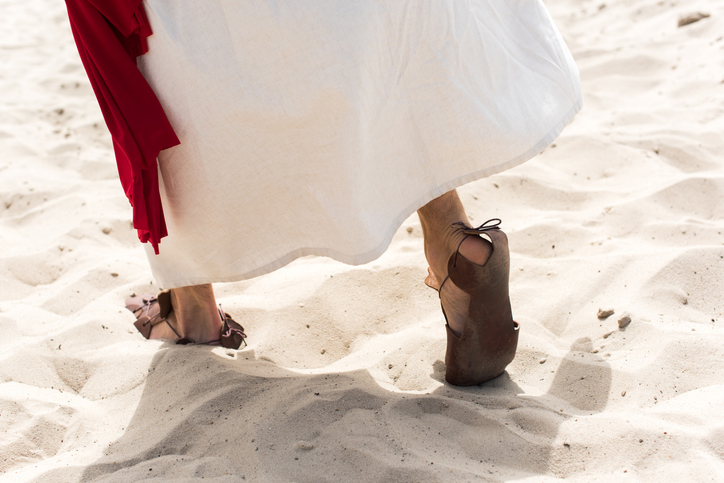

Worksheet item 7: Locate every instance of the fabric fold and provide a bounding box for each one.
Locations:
[65,0,179,253]
[137,0,582,288]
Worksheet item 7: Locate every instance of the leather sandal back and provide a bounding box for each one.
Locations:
[443,228,519,386]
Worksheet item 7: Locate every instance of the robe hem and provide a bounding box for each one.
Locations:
[151,96,583,289]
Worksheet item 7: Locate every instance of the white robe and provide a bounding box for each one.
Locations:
[138,0,582,288]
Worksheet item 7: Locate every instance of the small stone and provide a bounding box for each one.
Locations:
[388,364,393,369]
[678,12,710,28]
[320,349,326,354]
[406,227,413,234]
[603,331,614,339]
[597,308,614,319]
[621,390,626,397]
[295,441,315,451]
[110,273,118,277]
[102,227,112,234]
[618,313,632,329]
[539,358,547,364]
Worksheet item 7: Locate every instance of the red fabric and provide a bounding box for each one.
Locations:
[65,0,180,254]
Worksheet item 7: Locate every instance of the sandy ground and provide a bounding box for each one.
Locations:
[1,0,724,481]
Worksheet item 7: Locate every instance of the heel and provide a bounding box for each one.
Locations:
[442,225,519,386]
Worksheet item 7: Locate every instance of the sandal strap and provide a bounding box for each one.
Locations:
[218,306,248,349]
[452,218,501,235]
[449,218,501,270]
[438,218,501,299]
[173,305,248,349]
[164,318,183,340]
[128,293,171,339]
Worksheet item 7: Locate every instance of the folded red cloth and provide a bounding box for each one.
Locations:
[65,0,180,253]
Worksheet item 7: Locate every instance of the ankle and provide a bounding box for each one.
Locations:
[424,224,492,281]
[168,286,223,342]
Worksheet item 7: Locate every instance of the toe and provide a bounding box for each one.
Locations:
[424,267,441,291]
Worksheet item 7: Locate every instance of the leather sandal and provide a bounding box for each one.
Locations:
[126,291,173,339]
[125,291,247,349]
[435,219,520,386]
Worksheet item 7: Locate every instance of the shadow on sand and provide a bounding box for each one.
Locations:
[39,336,610,482]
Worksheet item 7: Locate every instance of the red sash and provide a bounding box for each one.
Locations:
[65,0,179,253]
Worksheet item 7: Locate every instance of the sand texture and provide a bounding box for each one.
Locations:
[2,0,724,481]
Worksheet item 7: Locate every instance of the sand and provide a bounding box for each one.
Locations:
[1,0,723,481]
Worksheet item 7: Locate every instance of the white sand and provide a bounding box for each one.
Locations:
[1,0,723,481]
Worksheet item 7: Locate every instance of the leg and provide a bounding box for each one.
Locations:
[149,284,223,343]
[417,190,492,337]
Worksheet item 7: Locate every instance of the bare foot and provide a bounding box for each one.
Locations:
[425,233,492,337]
[149,285,223,343]
[148,312,180,340]
[418,190,493,337]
